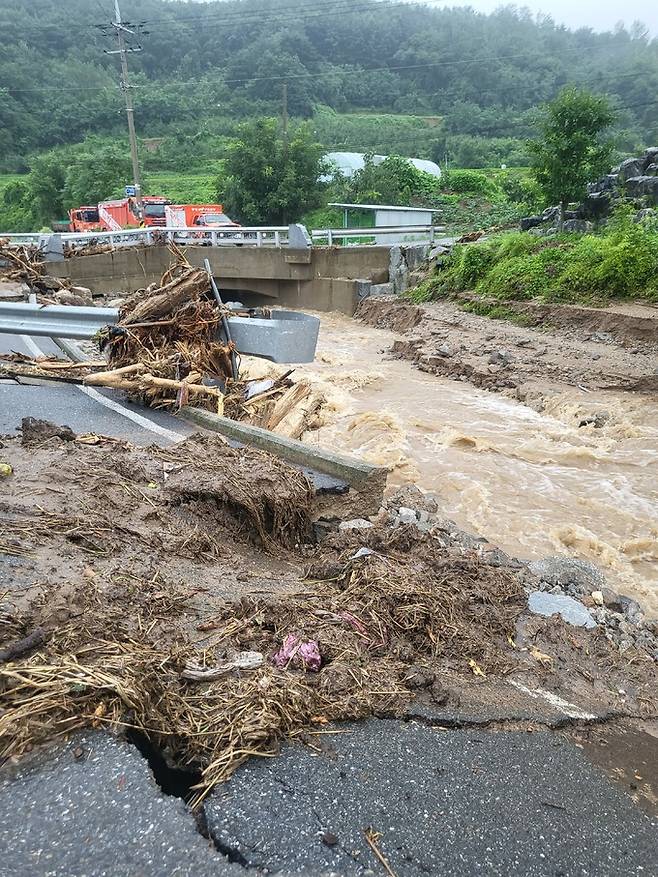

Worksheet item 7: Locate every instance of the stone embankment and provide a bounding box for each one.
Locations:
[521,146,658,233]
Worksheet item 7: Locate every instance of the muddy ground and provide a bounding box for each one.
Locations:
[1,423,657,805]
[357,296,658,401]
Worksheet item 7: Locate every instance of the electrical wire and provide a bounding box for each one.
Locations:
[4,44,654,93]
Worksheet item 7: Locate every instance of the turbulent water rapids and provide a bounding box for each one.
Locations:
[244,313,658,617]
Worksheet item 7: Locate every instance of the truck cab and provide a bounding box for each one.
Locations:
[141,197,170,227]
[68,206,102,232]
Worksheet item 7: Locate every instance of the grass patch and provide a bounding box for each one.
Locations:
[421,212,658,304]
[148,173,217,204]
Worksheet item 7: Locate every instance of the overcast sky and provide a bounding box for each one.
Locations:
[190,0,656,35]
[407,0,656,34]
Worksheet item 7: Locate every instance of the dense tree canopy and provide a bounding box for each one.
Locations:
[217,118,326,224]
[529,88,616,225]
[1,0,657,170]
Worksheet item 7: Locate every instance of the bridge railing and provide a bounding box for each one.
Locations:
[311,225,445,246]
[2,224,445,250]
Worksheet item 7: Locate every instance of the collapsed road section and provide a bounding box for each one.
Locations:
[0,418,657,874]
[1,238,657,875]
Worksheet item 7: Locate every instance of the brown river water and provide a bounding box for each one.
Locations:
[243,313,658,616]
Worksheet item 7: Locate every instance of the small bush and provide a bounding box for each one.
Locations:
[442,169,501,199]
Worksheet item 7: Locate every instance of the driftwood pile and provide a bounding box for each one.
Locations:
[224,374,324,441]
[0,239,67,293]
[64,240,114,258]
[86,262,235,413]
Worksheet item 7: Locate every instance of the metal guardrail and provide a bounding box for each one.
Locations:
[311,225,445,245]
[0,303,320,364]
[0,227,290,248]
[1,224,444,250]
[0,302,119,339]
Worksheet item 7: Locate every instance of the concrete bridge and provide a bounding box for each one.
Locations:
[46,243,425,314]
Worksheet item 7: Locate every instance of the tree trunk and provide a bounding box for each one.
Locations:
[558,201,566,232]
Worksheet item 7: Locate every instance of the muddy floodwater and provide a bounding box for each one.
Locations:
[271,313,658,616]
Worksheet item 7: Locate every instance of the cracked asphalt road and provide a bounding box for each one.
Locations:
[0,733,242,877]
[205,719,658,876]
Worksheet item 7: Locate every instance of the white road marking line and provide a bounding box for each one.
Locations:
[79,386,185,442]
[19,334,47,359]
[19,335,185,443]
[509,680,598,721]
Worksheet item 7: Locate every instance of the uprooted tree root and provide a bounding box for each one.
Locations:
[0,527,528,807]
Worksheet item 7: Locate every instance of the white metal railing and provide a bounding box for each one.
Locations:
[1,224,445,250]
[61,226,290,249]
[311,225,445,246]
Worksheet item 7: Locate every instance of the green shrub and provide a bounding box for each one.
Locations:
[441,169,501,199]
[419,212,658,304]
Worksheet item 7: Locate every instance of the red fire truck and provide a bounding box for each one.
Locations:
[97,196,171,230]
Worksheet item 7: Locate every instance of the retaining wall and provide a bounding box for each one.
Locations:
[49,245,392,315]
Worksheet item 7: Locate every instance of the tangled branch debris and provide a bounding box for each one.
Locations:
[84,261,235,411]
[0,352,103,384]
[0,239,67,292]
[0,428,655,806]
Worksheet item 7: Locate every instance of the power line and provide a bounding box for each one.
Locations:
[3,0,406,38]
[136,0,412,26]
[6,39,647,93]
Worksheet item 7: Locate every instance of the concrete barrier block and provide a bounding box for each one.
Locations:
[181,407,387,516]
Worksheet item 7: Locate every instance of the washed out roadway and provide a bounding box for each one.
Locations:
[0,332,656,875]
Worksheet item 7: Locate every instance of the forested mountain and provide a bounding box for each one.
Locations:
[2,0,657,169]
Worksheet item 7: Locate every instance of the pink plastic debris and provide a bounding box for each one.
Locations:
[272,633,322,672]
[298,639,322,671]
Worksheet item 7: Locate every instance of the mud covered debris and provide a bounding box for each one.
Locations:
[0,427,314,575]
[1,426,656,808]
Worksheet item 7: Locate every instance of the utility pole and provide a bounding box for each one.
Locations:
[282,82,289,157]
[106,0,144,218]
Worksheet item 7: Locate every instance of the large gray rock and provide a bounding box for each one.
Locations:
[369,281,394,297]
[563,219,594,233]
[528,590,597,628]
[389,245,409,294]
[580,191,611,220]
[402,243,430,271]
[0,732,242,877]
[541,205,560,222]
[528,555,605,595]
[642,146,658,169]
[626,175,658,203]
[618,157,644,183]
[520,215,543,231]
[204,720,658,876]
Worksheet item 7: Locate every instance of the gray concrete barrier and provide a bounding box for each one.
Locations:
[226,310,320,363]
[181,407,387,516]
